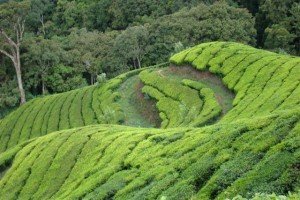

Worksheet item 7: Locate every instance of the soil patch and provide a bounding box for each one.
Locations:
[117,75,161,128]
[135,81,161,127]
[163,65,235,116]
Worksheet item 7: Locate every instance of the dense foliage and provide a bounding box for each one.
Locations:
[0,0,299,198]
[1,0,299,114]
[139,69,222,128]
[0,42,299,199]
[0,70,140,153]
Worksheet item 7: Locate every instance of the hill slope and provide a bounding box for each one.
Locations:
[170,42,300,121]
[0,71,137,153]
[0,42,299,199]
[0,110,299,199]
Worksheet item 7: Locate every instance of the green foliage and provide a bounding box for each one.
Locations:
[26,0,55,35]
[23,36,65,94]
[0,0,30,35]
[256,0,300,55]
[0,74,125,153]
[231,190,300,200]
[1,0,299,114]
[0,0,270,111]
[170,42,300,123]
[139,69,223,128]
[147,2,256,64]
[0,79,19,109]
[45,64,87,93]
[96,73,107,85]
[0,109,299,199]
[113,26,149,69]
[0,42,299,199]
[66,28,116,83]
[86,0,209,30]
[264,24,296,54]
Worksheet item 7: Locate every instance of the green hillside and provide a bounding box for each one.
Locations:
[0,110,299,199]
[0,42,299,199]
[0,70,144,153]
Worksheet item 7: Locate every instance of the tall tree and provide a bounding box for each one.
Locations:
[113,26,149,69]
[290,3,300,55]
[26,0,55,37]
[67,28,116,84]
[24,36,64,94]
[256,0,299,55]
[0,0,30,104]
[52,0,88,34]
[146,2,256,64]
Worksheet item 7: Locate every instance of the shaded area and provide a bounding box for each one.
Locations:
[117,75,160,127]
[162,65,235,116]
[137,65,235,128]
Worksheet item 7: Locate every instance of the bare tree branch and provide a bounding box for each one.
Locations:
[0,48,14,60]
[0,29,18,49]
[15,17,25,46]
[0,2,28,104]
[15,23,20,45]
[40,15,46,36]
[20,20,25,42]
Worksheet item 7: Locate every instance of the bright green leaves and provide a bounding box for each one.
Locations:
[139,70,222,128]
[170,42,300,122]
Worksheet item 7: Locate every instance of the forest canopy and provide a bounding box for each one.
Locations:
[0,0,299,117]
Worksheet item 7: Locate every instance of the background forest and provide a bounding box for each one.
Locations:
[0,0,299,118]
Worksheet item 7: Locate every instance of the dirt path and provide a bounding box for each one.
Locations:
[117,75,160,128]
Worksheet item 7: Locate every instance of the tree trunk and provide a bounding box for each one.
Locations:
[0,19,26,105]
[133,58,136,69]
[15,49,26,104]
[42,79,45,95]
[91,74,94,85]
[40,14,46,37]
[15,64,26,104]
[137,57,141,69]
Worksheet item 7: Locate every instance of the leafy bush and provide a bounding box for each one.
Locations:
[0,42,299,199]
[139,70,221,127]
[96,73,107,85]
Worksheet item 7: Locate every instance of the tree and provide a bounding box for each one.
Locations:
[24,36,64,94]
[0,78,19,109]
[256,0,299,55]
[87,0,112,31]
[290,3,300,55]
[102,0,221,30]
[0,0,30,104]
[264,24,295,53]
[67,28,116,84]
[146,1,256,64]
[52,0,88,34]
[45,64,87,93]
[26,0,55,37]
[113,26,149,69]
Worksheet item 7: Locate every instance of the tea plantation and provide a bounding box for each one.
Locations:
[0,42,299,199]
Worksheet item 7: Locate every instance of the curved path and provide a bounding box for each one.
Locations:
[117,75,160,127]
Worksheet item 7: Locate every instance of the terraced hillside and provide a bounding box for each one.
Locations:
[171,42,300,121]
[0,42,299,199]
[0,70,144,153]
[140,69,223,128]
